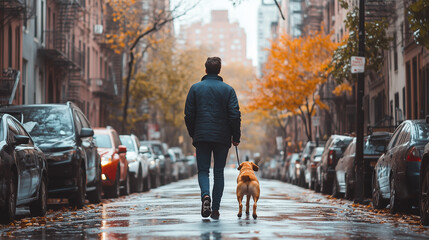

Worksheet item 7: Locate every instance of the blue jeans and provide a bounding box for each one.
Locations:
[195,142,230,211]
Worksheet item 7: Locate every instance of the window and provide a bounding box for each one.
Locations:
[387,124,404,150]
[406,62,411,119]
[94,134,112,148]
[413,57,418,119]
[393,33,398,71]
[15,27,20,69]
[41,1,44,43]
[8,25,12,67]
[34,0,38,38]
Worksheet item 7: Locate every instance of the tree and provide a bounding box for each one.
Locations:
[408,0,429,49]
[247,30,338,141]
[129,37,208,148]
[330,0,391,83]
[104,0,196,133]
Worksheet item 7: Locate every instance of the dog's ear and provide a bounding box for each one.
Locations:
[251,162,259,172]
[237,163,243,170]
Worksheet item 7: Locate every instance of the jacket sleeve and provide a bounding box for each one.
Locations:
[184,86,196,138]
[228,88,241,143]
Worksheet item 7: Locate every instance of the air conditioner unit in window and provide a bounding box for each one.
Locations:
[94,25,103,34]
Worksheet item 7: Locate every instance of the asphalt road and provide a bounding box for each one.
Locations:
[1,167,429,239]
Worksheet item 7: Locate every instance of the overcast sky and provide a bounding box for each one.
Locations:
[171,0,259,66]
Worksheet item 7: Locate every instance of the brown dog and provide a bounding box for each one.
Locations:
[237,161,260,219]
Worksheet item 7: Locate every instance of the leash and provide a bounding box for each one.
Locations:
[235,145,240,166]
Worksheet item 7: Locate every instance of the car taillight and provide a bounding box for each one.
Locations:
[328,150,335,165]
[406,147,421,162]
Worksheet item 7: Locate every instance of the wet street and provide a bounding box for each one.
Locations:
[1,167,429,239]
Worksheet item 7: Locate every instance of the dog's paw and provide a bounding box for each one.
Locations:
[237,213,242,218]
[252,214,257,219]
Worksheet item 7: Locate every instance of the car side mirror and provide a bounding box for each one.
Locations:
[118,145,127,154]
[80,128,94,138]
[14,135,30,145]
[139,146,149,153]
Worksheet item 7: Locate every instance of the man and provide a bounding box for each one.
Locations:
[184,57,241,219]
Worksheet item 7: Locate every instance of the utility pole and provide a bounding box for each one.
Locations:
[355,0,365,203]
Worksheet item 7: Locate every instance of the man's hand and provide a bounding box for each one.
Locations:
[232,141,239,146]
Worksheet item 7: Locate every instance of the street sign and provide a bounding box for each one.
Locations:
[312,116,320,127]
[351,56,365,73]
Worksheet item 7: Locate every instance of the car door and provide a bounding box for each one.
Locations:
[11,117,41,199]
[6,117,32,200]
[379,124,405,195]
[76,111,97,185]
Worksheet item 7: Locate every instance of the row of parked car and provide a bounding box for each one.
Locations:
[0,102,196,223]
[261,118,429,225]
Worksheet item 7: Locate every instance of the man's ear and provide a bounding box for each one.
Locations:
[237,163,243,170]
[251,162,259,172]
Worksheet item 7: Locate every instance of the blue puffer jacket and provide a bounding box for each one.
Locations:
[184,74,241,147]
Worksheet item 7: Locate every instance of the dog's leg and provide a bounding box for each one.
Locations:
[252,184,260,220]
[245,195,251,215]
[237,193,243,218]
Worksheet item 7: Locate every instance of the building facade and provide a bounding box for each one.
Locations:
[180,10,252,67]
[257,1,279,76]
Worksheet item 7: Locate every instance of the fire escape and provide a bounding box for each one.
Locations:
[38,0,84,106]
[0,0,27,105]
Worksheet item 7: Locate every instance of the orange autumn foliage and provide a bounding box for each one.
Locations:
[247,30,339,140]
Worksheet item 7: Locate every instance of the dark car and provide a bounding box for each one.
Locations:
[420,136,429,225]
[120,134,150,192]
[0,114,48,223]
[0,102,102,208]
[372,120,429,213]
[318,135,353,194]
[334,132,391,199]
[140,140,171,185]
[301,141,325,188]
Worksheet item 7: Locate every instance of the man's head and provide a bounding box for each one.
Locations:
[205,57,221,75]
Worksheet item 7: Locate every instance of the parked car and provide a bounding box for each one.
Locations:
[94,127,129,198]
[140,142,161,188]
[318,135,353,194]
[1,102,103,208]
[300,141,325,188]
[167,148,180,182]
[305,146,324,191]
[120,134,150,192]
[185,155,197,177]
[140,141,172,185]
[283,153,300,183]
[334,132,391,199]
[170,147,189,179]
[0,114,48,223]
[372,120,429,213]
[420,133,429,225]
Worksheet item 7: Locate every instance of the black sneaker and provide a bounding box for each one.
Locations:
[210,210,220,219]
[201,195,211,218]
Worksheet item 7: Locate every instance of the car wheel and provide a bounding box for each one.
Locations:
[372,173,387,209]
[389,175,401,214]
[120,169,130,196]
[69,167,86,209]
[143,171,151,192]
[420,163,429,225]
[104,165,120,198]
[0,172,17,224]
[30,176,48,217]
[87,164,102,204]
[345,174,354,200]
[332,175,343,198]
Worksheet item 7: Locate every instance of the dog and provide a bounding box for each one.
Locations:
[236,161,260,219]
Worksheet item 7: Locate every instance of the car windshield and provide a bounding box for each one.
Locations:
[152,144,163,155]
[365,137,389,155]
[313,147,324,156]
[94,134,112,148]
[120,136,136,152]
[18,106,73,142]
[415,123,429,140]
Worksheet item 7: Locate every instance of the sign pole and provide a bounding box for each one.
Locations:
[355,0,365,203]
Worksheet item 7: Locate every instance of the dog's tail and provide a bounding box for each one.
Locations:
[240,175,251,182]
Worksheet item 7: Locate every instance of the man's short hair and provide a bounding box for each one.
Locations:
[205,57,221,74]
